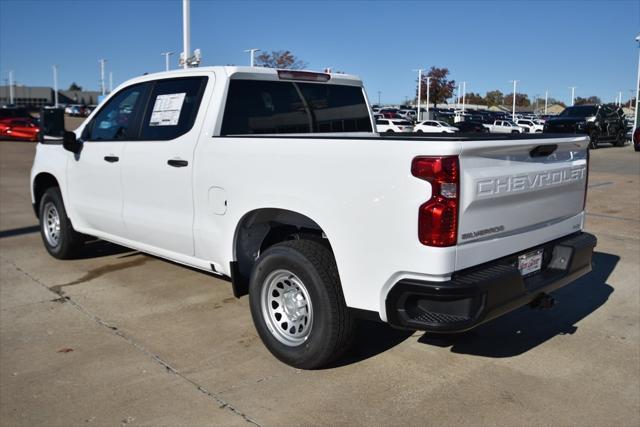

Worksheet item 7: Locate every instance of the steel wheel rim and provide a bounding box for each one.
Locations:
[261,269,313,347]
[43,202,61,247]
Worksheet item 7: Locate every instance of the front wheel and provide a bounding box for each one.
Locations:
[39,187,85,259]
[249,240,355,369]
[589,132,599,149]
[614,131,626,147]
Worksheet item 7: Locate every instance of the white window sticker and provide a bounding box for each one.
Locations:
[149,92,186,126]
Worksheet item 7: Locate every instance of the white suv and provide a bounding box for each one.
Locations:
[516,119,544,133]
[414,120,459,133]
[376,118,414,133]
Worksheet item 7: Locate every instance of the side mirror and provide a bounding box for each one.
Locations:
[62,131,82,154]
[38,107,65,143]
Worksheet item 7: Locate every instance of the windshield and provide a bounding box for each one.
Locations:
[559,106,598,118]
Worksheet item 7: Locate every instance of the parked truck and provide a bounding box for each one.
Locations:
[32,67,596,368]
[483,119,525,133]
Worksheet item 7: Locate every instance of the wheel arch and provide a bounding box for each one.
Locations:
[230,207,333,298]
[32,172,60,218]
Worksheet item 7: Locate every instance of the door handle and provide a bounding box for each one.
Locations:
[167,159,189,167]
[104,156,119,163]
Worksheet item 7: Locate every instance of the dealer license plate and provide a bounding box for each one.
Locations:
[518,249,543,276]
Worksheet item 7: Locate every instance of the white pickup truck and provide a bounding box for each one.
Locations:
[31,67,596,369]
[484,119,525,133]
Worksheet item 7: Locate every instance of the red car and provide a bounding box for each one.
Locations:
[634,127,640,152]
[0,117,40,142]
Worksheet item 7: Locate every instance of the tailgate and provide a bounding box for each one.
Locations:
[456,135,589,269]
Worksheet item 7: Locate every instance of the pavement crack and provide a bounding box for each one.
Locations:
[4,256,262,427]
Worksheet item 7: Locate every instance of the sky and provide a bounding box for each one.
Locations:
[0,0,638,106]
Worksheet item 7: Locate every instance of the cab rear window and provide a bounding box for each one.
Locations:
[221,79,372,135]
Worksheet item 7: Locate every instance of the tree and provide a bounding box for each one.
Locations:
[417,67,455,107]
[485,90,504,107]
[464,92,485,105]
[255,50,307,69]
[544,97,565,107]
[503,92,531,107]
[574,96,601,105]
[68,82,82,91]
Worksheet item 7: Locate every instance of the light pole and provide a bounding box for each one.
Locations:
[99,59,107,97]
[510,80,518,121]
[412,68,423,121]
[634,34,640,132]
[377,90,381,106]
[109,72,113,93]
[461,81,466,113]
[52,65,58,107]
[244,48,261,67]
[8,70,14,105]
[630,89,635,108]
[161,51,174,71]
[183,0,190,69]
[544,89,548,115]
[569,86,576,106]
[425,76,431,120]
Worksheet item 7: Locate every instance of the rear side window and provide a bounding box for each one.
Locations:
[140,77,207,140]
[221,79,372,135]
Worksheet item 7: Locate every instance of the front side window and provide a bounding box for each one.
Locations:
[221,79,372,135]
[88,84,148,141]
[140,77,207,140]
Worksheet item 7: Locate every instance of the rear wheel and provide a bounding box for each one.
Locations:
[416,130,424,134]
[386,130,394,133]
[249,240,354,369]
[39,187,85,259]
[614,131,626,147]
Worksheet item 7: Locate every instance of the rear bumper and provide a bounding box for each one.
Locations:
[385,232,597,332]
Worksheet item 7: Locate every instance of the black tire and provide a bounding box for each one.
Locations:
[614,132,626,147]
[588,132,598,149]
[511,130,518,134]
[249,240,354,369]
[39,187,85,259]
[386,130,394,133]
[416,130,424,134]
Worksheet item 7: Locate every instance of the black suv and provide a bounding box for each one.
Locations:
[543,105,627,149]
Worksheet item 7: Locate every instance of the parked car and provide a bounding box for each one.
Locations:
[484,120,524,133]
[454,120,490,133]
[32,66,596,369]
[634,127,640,152]
[414,120,458,133]
[516,119,544,133]
[379,108,399,119]
[0,117,39,141]
[544,105,627,149]
[376,118,414,133]
[397,109,417,122]
[0,107,32,120]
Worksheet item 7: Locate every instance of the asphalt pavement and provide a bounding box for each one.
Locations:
[0,134,638,426]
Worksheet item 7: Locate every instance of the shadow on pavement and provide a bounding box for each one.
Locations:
[417,251,618,357]
[0,225,40,238]
[326,319,414,368]
[75,239,136,259]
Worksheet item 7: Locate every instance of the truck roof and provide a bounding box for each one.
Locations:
[120,66,364,90]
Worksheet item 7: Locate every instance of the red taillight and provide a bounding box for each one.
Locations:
[412,156,459,247]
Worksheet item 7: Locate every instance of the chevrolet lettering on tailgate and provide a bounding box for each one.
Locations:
[476,166,586,198]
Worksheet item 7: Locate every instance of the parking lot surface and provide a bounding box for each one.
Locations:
[1,135,639,426]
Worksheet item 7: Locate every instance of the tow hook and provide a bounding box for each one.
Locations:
[530,293,556,310]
